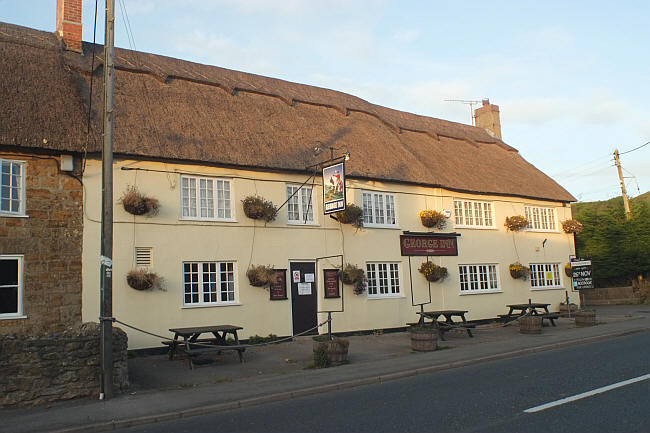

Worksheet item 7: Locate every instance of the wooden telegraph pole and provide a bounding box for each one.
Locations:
[613,149,632,220]
[100,0,115,400]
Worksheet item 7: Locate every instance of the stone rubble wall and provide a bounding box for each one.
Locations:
[0,323,128,407]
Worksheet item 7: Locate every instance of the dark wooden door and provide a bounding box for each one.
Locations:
[290,261,318,335]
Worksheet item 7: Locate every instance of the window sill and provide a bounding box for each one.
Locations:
[182,303,241,309]
[367,294,404,300]
[287,221,320,226]
[0,213,29,218]
[459,290,503,295]
[530,287,564,291]
[362,224,401,230]
[525,229,560,234]
[0,314,28,320]
[454,225,495,230]
[179,217,238,223]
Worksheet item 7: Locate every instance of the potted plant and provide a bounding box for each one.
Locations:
[126,269,163,291]
[518,315,542,334]
[408,325,438,351]
[504,215,529,232]
[312,335,350,367]
[418,261,448,282]
[340,263,366,294]
[419,209,447,229]
[509,262,531,280]
[120,185,160,216]
[333,204,364,228]
[574,309,596,327]
[246,265,276,287]
[561,218,583,234]
[564,263,572,277]
[242,195,278,222]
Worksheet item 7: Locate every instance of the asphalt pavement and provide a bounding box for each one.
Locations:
[1,305,649,433]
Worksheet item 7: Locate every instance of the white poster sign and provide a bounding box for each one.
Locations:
[292,270,301,283]
[298,282,312,295]
[304,273,315,283]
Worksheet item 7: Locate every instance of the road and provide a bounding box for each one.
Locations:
[116,331,650,433]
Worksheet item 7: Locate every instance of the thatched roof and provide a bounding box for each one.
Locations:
[0,22,575,202]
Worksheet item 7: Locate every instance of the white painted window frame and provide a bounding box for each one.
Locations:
[366,262,402,298]
[180,175,235,222]
[0,255,24,318]
[0,159,26,216]
[529,263,563,289]
[286,184,316,225]
[453,199,494,229]
[524,206,558,232]
[182,261,237,306]
[458,263,501,294]
[362,191,397,228]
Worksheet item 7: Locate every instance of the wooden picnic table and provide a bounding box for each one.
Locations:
[165,325,245,368]
[503,303,558,326]
[416,310,475,340]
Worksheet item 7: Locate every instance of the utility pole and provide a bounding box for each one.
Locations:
[613,149,632,220]
[100,0,115,400]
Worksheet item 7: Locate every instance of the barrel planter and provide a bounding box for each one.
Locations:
[409,326,438,351]
[312,337,350,367]
[559,303,578,317]
[519,316,542,334]
[574,310,596,327]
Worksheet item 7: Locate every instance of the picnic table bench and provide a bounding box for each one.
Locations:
[163,325,245,369]
[502,303,559,327]
[416,310,476,341]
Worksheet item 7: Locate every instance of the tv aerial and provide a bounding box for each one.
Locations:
[444,99,482,126]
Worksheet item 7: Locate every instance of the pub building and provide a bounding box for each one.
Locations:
[1,15,577,349]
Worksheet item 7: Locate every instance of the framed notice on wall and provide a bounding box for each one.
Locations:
[323,269,340,298]
[270,269,287,300]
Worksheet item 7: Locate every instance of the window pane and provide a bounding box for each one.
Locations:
[389,263,400,293]
[301,187,314,222]
[362,193,373,224]
[286,186,299,221]
[474,202,483,226]
[366,263,377,295]
[0,259,18,286]
[464,202,474,226]
[484,203,492,226]
[0,286,18,314]
[459,265,468,291]
[454,200,463,225]
[374,194,384,224]
[378,263,388,294]
[386,195,396,225]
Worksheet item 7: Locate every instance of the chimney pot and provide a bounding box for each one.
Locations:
[474,99,502,139]
[482,99,490,106]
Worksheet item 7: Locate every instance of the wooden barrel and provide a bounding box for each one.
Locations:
[327,339,349,365]
[409,328,438,351]
[575,310,596,327]
[519,316,542,334]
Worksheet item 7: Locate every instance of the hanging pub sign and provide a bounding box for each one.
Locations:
[323,162,346,214]
[570,258,594,290]
[270,269,288,300]
[323,269,340,298]
[400,234,459,256]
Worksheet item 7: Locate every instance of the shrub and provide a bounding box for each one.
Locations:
[509,262,531,280]
[334,204,364,228]
[419,210,447,229]
[505,215,529,232]
[418,261,448,282]
[126,269,163,291]
[246,265,276,287]
[242,195,278,222]
[120,186,160,216]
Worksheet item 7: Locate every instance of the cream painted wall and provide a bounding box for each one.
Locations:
[82,159,577,349]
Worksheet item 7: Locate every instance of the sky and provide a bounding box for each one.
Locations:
[2,0,649,202]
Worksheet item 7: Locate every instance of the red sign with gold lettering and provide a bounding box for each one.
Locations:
[400,235,458,256]
[323,269,340,298]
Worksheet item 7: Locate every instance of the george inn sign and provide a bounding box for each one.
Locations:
[400,233,460,256]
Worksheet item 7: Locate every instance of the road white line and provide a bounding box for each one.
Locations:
[524,373,650,414]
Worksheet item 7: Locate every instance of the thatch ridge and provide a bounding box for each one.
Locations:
[0,21,575,202]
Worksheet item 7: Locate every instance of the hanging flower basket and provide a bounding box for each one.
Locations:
[564,263,572,277]
[120,186,160,216]
[334,204,364,228]
[419,210,447,229]
[509,262,531,280]
[242,195,278,222]
[418,261,448,282]
[340,263,366,294]
[246,265,276,287]
[504,215,529,232]
[126,269,162,291]
[561,219,583,234]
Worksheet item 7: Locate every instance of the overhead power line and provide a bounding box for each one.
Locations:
[619,141,649,155]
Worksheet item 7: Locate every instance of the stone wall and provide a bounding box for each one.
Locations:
[0,151,83,334]
[0,323,128,407]
[582,286,641,305]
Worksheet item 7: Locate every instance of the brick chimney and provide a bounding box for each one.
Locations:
[56,0,82,53]
[474,99,502,139]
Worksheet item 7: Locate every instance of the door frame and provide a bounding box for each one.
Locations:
[289,259,318,336]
